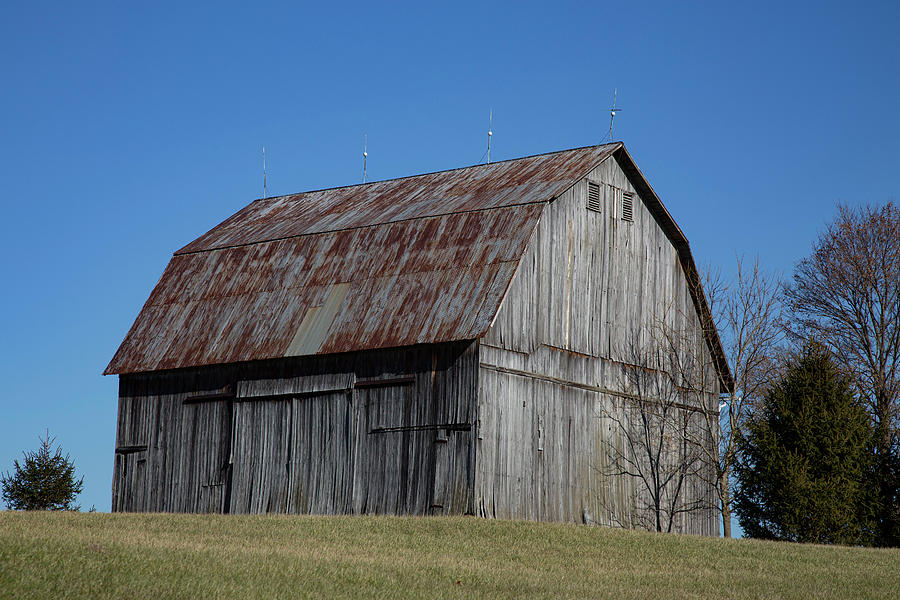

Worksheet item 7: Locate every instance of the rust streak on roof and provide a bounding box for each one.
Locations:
[106,202,548,374]
[104,141,731,392]
[177,144,620,255]
[107,145,621,374]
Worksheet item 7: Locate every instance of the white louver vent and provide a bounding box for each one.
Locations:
[587,182,601,212]
[622,191,634,222]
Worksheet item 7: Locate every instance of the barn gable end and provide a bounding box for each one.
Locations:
[477,147,723,532]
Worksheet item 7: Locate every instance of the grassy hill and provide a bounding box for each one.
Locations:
[1,511,898,599]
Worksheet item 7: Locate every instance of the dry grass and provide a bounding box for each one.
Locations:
[1,511,898,599]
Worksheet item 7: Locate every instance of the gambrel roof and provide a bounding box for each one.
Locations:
[105,143,732,390]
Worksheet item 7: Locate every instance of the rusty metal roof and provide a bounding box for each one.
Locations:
[177,144,620,254]
[106,144,621,375]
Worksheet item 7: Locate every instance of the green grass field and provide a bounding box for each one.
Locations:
[1,511,898,599]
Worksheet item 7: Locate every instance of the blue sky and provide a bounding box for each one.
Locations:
[1,1,898,532]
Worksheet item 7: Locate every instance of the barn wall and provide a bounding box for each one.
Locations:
[112,341,478,516]
[477,154,719,534]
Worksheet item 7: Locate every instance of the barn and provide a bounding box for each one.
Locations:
[105,142,731,534]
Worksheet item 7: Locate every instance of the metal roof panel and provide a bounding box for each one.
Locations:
[106,202,547,374]
[176,144,619,254]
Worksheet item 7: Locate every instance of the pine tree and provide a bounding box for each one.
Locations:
[734,342,876,545]
[1,431,84,511]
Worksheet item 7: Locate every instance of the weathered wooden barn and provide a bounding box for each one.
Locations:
[105,142,732,534]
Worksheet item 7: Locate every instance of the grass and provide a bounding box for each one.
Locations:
[1,512,898,599]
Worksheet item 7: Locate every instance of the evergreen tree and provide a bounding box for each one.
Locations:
[785,202,900,546]
[734,342,876,545]
[1,431,83,511]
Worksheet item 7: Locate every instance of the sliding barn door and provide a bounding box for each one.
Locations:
[353,381,421,514]
[228,398,291,514]
[229,391,354,515]
[286,391,354,514]
[113,450,147,512]
[225,383,472,516]
[179,399,233,513]
[352,381,471,515]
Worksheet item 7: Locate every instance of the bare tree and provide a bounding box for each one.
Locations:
[601,258,783,537]
[698,259,784,538]
[601,326,718,533]
[785,202,900,545]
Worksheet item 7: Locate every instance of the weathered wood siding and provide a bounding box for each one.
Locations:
[478,154,719,534]
[113,341,478,516]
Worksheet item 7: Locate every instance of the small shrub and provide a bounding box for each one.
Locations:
[1,431,84,511]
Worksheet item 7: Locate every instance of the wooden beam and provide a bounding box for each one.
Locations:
[184,385,234,404]
[481,363,717,416]
[355,376,415,388]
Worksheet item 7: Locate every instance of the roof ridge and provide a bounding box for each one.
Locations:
[252,142,623,203]
[175,143,622,256]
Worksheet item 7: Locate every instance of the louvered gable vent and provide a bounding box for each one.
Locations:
[622,191,634,222]
[587,181,601,212]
